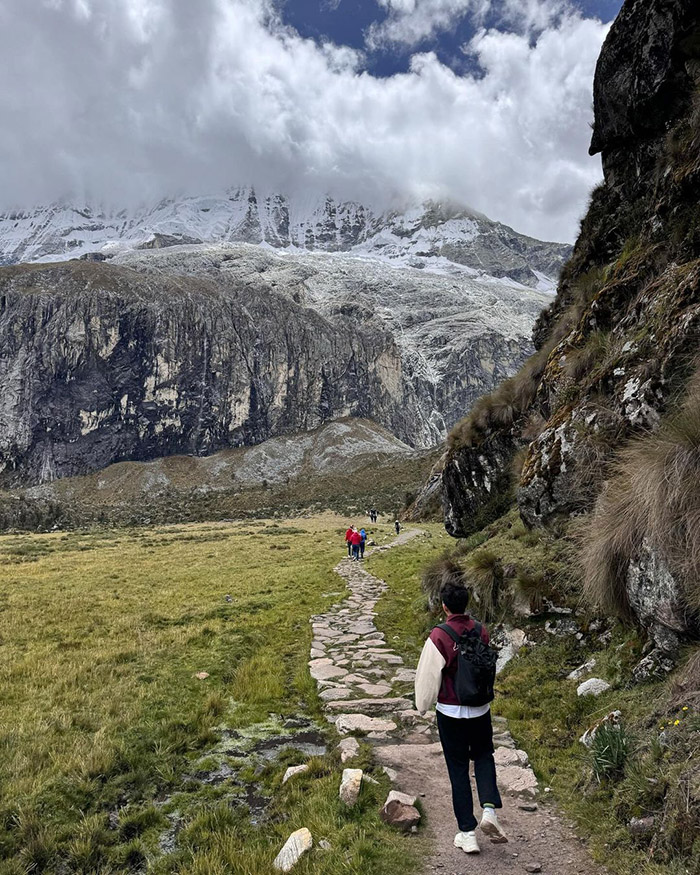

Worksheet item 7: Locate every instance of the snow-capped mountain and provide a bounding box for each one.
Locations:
[0,188,570,289]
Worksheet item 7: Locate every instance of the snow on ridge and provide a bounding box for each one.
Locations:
[0,190,569,291]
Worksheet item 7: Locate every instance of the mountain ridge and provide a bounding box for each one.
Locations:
[0,190,571,289]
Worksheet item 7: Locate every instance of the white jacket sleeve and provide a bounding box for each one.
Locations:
[414,637,446,714]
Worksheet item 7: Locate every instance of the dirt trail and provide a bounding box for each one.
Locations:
[310,528,604,875]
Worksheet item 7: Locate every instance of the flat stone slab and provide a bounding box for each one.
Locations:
[310,664,349,681]
[494,747,529,767]
[498,764,538,798]
[319,686,352,701]
[357,683,392,696]
[336,713,398,734]
[393,669,417,683]
[325,697,412,713]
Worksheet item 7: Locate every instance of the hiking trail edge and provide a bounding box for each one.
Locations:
[309,528,604,875]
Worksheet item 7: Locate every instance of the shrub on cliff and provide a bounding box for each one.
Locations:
[581,371,700,619]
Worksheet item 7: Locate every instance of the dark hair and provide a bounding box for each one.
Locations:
[440,581,470,614]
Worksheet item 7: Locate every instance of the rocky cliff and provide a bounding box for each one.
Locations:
[0,245,548,486]
[441,0,700,660]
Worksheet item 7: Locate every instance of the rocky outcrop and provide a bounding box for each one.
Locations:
[113,243,548,440]
[0,261,420,484]
[0,239,548,484]
[441,0,700,648]
[442,432,516,537]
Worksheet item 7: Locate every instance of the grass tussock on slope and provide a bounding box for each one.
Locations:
[581,373,700,618]
[0,515,420,875]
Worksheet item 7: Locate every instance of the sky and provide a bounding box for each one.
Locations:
[0,0,623,242]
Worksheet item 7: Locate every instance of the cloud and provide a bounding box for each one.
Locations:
[0,0,608,242]
[366,0,573,48]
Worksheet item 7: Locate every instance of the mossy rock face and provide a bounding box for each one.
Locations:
[442,431,517,539]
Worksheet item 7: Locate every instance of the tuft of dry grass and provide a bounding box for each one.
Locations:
[581,371,700,618]
[447,345,552,451]
[420,556,468,611]
[464,549,503,620]
[561,330,615,383]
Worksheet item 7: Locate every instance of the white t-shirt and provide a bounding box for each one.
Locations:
[436,702,490,719]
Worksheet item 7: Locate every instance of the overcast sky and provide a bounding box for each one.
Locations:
[0,0,622,242]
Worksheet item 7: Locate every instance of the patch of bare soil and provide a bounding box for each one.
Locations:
[375,741,603,875]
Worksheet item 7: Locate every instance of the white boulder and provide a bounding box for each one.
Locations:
[577,677,611,697]
[273,828,313,872]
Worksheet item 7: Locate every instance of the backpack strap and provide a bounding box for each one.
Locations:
[437,620,483,642]
[437,622,460,643]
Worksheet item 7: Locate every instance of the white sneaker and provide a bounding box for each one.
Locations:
[454,831,480,854]
[480,807,508,843]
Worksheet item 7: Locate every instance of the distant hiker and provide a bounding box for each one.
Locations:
[394,519,401,535]
[359,528,367,559]
[414,581,506,855]
[345,525,354,556]
[370,508,378,523]
[350,526,362,561]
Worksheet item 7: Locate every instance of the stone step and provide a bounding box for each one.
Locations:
[324,697,413,714]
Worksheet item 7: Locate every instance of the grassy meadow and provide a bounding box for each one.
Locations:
[0,515,423,874]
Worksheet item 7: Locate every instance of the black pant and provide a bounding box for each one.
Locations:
[360,541,365,558]
[436,710,502,832]
[347,542,352,556]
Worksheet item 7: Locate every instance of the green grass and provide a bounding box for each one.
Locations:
[0,515,423,874]
[371,516,700,875]
[367,525,449,664]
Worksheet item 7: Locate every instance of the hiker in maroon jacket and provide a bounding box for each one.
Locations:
[415,581,507,855]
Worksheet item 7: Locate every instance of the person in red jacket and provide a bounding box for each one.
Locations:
[414,581,506,855]
[345,525,354,557]
[350,527,362,561]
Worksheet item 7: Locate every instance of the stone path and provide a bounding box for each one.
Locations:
[309,529,604,875]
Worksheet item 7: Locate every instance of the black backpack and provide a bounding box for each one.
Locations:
[438,622,498,707]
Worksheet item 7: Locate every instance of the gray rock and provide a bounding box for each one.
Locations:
[273,828,313,872]
[494,747,529,767]
[627,540,686,655]
[339,768,363,806]
[282,764,309,784]
[338,737,360,763]
[497,765,538,799]
[380,791,421,831]
[567,659,597,681]
[392,669,417,683]
[576,678,611,697]
[628,816,655,837]
[310,664,348,682]
[325,697,412,714]
[335,714,397,734]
